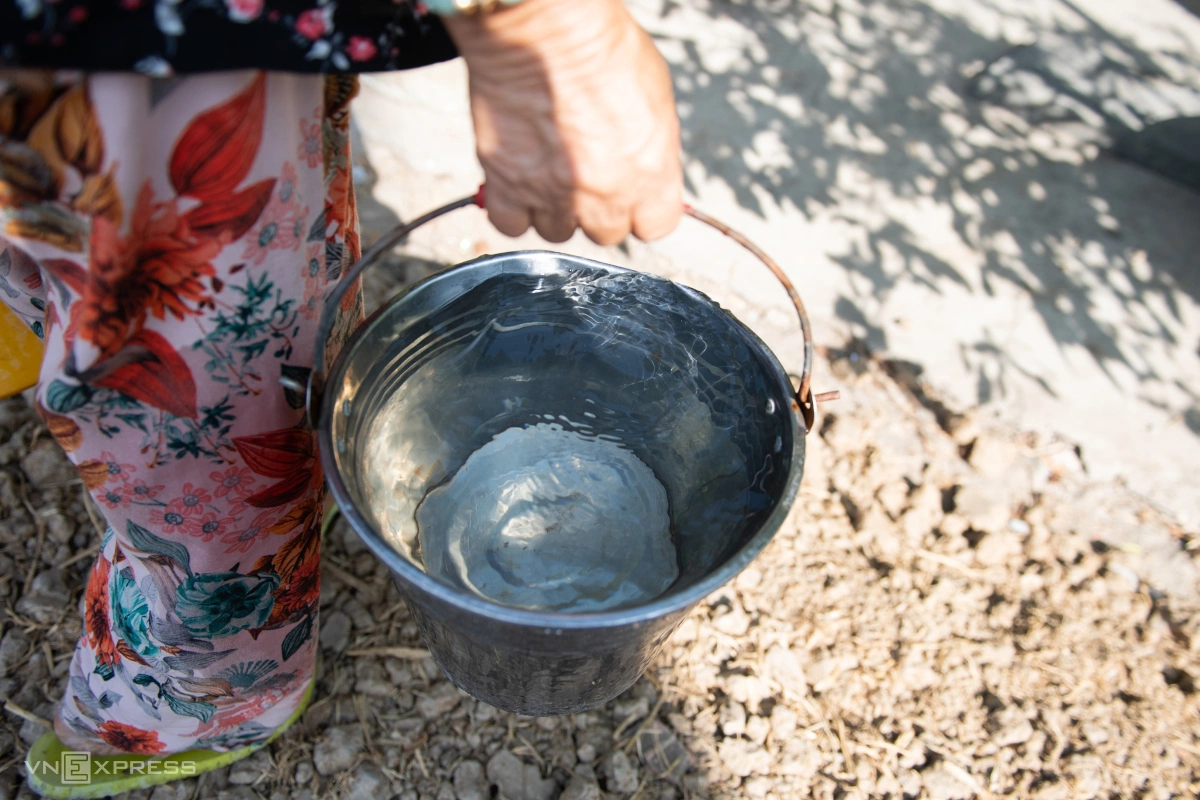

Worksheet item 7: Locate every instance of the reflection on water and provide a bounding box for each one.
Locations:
[416,422,678,612]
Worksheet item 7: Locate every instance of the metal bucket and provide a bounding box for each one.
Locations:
[302,193,830,715]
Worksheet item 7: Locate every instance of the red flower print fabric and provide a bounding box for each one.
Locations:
[1,1,458,76]
[0,70,364,754]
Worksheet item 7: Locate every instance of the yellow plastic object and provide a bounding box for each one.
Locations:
[0,302,43,398]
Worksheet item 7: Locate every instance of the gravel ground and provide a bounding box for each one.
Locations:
[2,294,1199,798]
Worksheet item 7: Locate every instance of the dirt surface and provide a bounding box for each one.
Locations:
[2,319,1198,798]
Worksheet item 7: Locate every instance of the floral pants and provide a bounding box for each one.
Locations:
[0,70,363,754]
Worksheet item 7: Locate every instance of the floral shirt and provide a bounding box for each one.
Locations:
[0,0,457,75]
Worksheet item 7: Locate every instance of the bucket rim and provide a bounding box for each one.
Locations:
[318,250,806,630]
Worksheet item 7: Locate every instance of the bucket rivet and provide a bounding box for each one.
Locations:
[765,398,776,414]
[343,399,352,416]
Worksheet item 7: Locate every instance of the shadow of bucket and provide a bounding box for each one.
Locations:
[299,192,831,715]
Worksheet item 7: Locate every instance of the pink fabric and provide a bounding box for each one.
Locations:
[0,70,362,754]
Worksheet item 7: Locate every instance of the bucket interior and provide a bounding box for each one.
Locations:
[327,253,800,614]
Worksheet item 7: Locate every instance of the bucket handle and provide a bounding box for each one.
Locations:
[308,186,833,434]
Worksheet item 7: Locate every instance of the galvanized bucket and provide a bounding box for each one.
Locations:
[301,192,830,715]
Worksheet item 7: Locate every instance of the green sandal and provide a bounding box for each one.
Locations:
[25,679,314,799]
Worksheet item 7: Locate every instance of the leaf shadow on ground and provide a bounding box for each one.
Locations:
[653,0,1200,410]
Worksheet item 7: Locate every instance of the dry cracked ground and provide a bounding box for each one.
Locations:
[2,312,1199,799]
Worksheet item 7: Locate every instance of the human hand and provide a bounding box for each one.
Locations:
[442,0,682,245]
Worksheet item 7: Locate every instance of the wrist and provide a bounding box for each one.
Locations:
[443,0,634,83]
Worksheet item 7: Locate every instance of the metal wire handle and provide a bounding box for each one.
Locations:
[311,186,831,433]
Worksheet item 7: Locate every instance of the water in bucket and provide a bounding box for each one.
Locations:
[415,421,678,612]
[359,268,786,615]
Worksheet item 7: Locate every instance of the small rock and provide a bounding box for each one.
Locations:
[341,597,375,630]
[745,715,770,745]
[471,699,498,723]
[805,655,836,686]
[711,605,750,636]
[436,782,456,800]
[345,763,388,800]
[769,705,798,741]
[319,610,352,653]
[899,745,928,770]
[716,739,770,777]
[600,750,638,795]
[23,650,49,684]
[227,751,271,785]
[1007,518,1031,535]
[719,700,746,737]
[16,570,71,625]
[763,644,807,696]
[735,566,763,591]
[0,629,29,678]
[559,775,602,800]
[996,720,1034,747]
[18,715,50,745]
[612,696,650,721]
[743,776,771,799]
[574,724,613,764]
[226,766,257,786]
[1081,722,1110,747]
[353,660,396,700]
[636,721,689,781]
[452,760,487,800]
[339,519,370,557]
[416,681,461,720]
[899,770,923,796]
[293,761,314,785]
[726,675,772,710]
[46,513,75,544]
[20,439,76,487]
[1068,753,1104,797]
[312,725,364,776]
[546,737,578,772]
[486,750,555,800]
[922,766,974,800]
[355,675,395,699]
[383,659,414,685]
